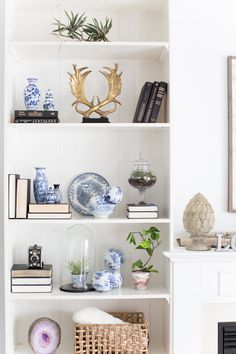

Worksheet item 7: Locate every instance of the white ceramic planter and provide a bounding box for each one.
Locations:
[131,271,150,290]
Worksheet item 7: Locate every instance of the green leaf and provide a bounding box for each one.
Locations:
[138,240,152,249]
[132,259,143,270]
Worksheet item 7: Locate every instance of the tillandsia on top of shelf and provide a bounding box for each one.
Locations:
[127,226,161,273]
[67,258,89,275]
[52,11,112,42]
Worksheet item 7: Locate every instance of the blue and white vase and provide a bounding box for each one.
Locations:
[43,89,55,111]
[33,167,48,203]
[104,248,125,270]
[53,184,62,204]
[46,187,57,204]
[92,270,115,292]
[24,78,40,110]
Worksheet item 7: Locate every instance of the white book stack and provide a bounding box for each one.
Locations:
[127,204,159,219]
[11,264,53,293]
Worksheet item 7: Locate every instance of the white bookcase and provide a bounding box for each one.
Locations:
[3,0,171,353]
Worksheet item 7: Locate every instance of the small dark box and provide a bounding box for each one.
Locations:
[28,244,42,269]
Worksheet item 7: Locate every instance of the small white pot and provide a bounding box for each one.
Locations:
[131,271,150,290]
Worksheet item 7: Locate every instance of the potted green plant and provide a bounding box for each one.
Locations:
[127,226,161,290]
[67,258,88,289]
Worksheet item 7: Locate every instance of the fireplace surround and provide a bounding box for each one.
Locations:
[218,322,236,354]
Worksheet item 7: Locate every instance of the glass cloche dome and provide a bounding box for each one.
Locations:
[60,224,96,292]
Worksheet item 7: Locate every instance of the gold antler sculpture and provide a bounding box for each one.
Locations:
[68,63,122,122]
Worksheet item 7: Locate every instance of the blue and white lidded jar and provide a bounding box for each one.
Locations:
[33,167,48,203]
[43,89,55,111]
[104,248,125,270]
[24,78,41,110]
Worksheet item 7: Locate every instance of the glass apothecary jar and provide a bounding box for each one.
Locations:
[128,151,157,204]
[60,225,96,292]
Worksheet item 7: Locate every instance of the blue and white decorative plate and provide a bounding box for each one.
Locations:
[68,173,110,216]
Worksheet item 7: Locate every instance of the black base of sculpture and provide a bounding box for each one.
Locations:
[82,117,110,123]
[60,283,95,293]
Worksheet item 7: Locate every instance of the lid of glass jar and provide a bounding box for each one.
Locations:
[133,150,150,171]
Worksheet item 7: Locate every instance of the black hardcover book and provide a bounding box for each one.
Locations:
[15,110,58,118]
[142,81,159,123]
[149,81,168,123]
[133,82,153,123]
[14,118,59,124]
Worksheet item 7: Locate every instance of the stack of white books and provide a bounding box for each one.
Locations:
[28,203,72,219]
[11,264,53,293]
[127,204,159,219]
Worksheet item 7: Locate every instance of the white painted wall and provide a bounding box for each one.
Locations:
[170,0,236,243]
[0,0,5,352]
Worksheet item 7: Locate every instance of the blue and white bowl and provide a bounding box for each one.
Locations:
[89,195,115,218]
[92,270,116,292]
[104,248,125,270]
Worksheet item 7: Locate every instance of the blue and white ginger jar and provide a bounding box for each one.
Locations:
[43,89,55,111]
[92,270,117,292]
[24,78,40,110]
[104,248,125,270]
[33,167,48,203]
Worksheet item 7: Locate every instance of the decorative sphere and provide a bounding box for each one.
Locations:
[104,248,125,270]
[92,270,115,292]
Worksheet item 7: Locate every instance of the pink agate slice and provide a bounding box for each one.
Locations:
[28,317,61,354]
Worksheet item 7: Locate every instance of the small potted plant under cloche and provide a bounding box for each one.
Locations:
[67,258,88,289]
[127,226,161,290]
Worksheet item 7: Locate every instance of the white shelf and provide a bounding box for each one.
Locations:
[9,216,170,225]
[10,284,170,301]
[15,0,165,13]
[15,343,166,354]
[9,122,170,131]
[9,41,169,61]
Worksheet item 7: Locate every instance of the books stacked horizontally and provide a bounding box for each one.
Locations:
[14,110,59,124]
[11,264,53,293]
[28,203,72,219]
[133,81,167,123]
[127,204,159,219]
[8,174,30,219]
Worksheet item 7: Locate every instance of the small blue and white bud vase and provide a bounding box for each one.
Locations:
[33,167,48,203]
[53,184,62,204]
[43,89,55,111]
[24,78,40,110]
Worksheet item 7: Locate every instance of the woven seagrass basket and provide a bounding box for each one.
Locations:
[74,312,149,354]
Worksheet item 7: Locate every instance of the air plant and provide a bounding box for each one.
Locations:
[52,11,112,42]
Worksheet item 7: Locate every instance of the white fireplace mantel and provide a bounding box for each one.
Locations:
[164,250,236,354]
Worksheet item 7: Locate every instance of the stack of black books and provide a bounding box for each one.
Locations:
[127,204,159,219]
[133,81,167,123]
[14,110,59,123]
